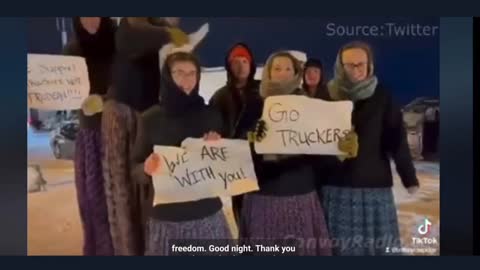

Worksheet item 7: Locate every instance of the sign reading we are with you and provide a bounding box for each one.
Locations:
[152,138,258,204]
[28,54,90,110]
[255,95,353,155]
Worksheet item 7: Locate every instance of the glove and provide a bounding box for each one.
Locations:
[254,119,268,142]
[337,129,359,159]
[81,94,103,116]
[166,27,189,47]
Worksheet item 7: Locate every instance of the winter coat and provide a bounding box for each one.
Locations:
[131,54,223,222]
[63,17,116,130]
[209,43,263,139]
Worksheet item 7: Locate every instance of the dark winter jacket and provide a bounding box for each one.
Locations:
[110,17,172,113]
[323,84,419,188]
[63,17,116,130]
[131,56,223,222]
[209,43,263,139]
[302,58,328,99]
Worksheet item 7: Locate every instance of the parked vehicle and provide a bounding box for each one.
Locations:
[50,119,79,160]
[402,97,439,161]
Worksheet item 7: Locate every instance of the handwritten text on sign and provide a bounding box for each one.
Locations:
[27,54,90,110]
[254,95,353,155]
[152,138,259,204]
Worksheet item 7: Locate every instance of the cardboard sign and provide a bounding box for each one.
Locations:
[255,95,353,155]
[27,54,90,110]
[152,138,258,204]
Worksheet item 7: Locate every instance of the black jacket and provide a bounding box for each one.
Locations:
[322,84,419,188]
[110,18,171,113]
[131,60,223,222]
[209,43,263,139]
[63,17,116,130]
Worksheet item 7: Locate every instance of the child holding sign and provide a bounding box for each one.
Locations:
[242,51,356,255]
[65,17,116,256]
[131,52,232,256]
[323,41,419,255]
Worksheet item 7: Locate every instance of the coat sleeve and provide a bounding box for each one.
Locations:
[384,92,419,188]
[131,114,154,184]
[116,17,171,60]
[208,89,230,137]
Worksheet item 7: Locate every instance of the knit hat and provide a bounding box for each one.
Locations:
[228,45,252,63]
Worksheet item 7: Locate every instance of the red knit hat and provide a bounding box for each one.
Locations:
[228,45,252,64]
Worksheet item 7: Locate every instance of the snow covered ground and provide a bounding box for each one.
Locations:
[27,68,439,255]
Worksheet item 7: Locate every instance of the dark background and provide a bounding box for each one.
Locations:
[27,17,439,105]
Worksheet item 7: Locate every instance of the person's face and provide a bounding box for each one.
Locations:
[304,67,322,87]
[80,17,101,34]
[341,48,369,83]
[171,61,198,94]
[230,56,251,81]
[270,56,295,83]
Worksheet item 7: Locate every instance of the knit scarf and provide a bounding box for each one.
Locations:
[327,53,378,102]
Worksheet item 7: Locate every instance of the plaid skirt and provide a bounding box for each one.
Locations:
[145,210,233,256]
[240,191,332,256]
[322,186,402,256]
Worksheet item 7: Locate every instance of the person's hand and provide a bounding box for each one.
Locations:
[337,129,359,159]
[81,94,103,116]
[166,27,189,47]
[144,153,161,176]
[203,131,222,141]
[407,185,419,195]
[254,119,268,142]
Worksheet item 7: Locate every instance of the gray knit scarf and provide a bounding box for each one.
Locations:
[327,53,378,102]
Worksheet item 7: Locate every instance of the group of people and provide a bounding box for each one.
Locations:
[66,16,419,256]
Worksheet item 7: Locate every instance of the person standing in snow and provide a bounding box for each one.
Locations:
[132,52,232,255]
[242,51,358,255]
[63,16,116,256]
[322,40,419,256]
[209,43,263,226]
[102,17,189,256]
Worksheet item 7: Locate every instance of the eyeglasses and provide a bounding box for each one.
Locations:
[342,62,368,71]
[172,70,197,80]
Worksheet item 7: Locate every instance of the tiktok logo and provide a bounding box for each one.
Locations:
[417,218,432,235]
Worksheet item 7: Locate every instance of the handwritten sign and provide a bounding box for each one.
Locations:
[152,138,259,204]
[254,95,353,155]
[159,23,209,70]
[28,54,90,110]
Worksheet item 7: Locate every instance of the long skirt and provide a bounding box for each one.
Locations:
[322,186,402,256]
[74,129,113,256]
[102,101,153,256]
[145,210,233,256]
[240,191,332,256]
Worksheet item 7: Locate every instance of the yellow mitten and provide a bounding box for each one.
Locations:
[166,27,189,47]
[81,94,103,116]
[337,129,359,159]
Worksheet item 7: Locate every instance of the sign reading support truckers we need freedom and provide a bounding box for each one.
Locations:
[254,95,353,155]
[152,138,259,204]
[28,54,90,110]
